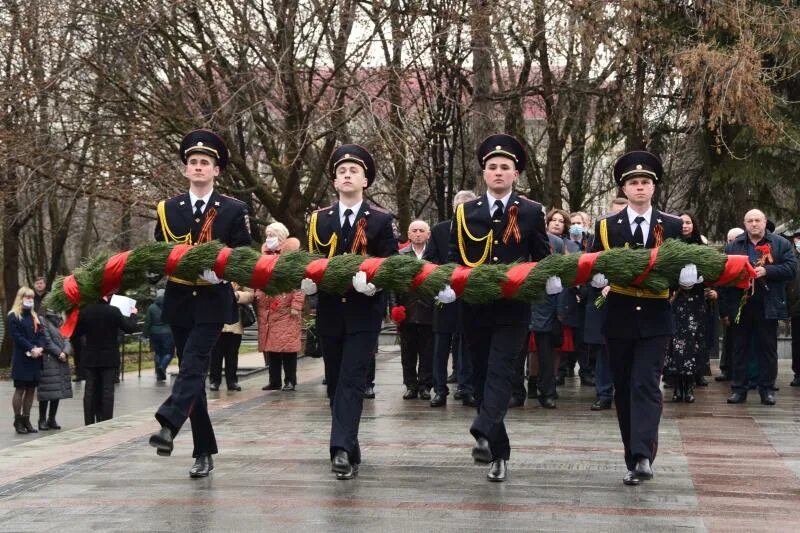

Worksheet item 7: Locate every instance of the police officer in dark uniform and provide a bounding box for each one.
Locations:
[148,129,252,478]
[589,151,690,486]
[441,134,554,482]
[300,144,398,480]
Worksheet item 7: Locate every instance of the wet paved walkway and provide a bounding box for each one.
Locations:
[0,348,798,532]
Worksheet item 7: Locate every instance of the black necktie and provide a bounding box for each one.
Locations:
[493,200,504,221]
[633,216,645,246]
[341,208,353,236]
[193,199,205,223]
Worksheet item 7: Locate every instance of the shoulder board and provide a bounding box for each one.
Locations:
[313,204,336,214]
[217,193,247,207]
[597,211,618,221]
[515,195,540,207]
[657,211,682,221]
[367,205,392,215]
[165,193,187,205]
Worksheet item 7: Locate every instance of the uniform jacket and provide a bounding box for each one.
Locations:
[424,220,461,334]
[450,193,550,326]
[591,207,682,339]
[255,289,305,353]
[395,245,434,325]
[530,234,565,332]
[720,232,797,320]
[71,300,138,368]
[155,190,252,327]
[38,314,73,401]
[8,311,46,382]
[309,201,398,335]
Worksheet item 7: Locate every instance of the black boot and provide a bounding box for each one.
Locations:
[38,418,50,431]
[23,416,38,433]
[671,376,684,402]
[13,415,28,434]
[684,380,695,403]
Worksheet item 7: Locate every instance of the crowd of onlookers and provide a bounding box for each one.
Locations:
[7,202,800,435]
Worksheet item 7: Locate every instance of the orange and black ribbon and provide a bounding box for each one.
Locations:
[502,205,521,245]
[196,207,217,244]
[653,223,664,247]
[351,218,368,254]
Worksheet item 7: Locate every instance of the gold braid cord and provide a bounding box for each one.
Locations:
[456,203,492,267]
[157,200,192,244]
[308,211,337,258]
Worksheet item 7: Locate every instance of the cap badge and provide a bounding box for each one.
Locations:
[495,146,502,150]
[197,142,204,147]
[636,164,642,170]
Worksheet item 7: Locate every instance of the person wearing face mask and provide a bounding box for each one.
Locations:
[568,212,592,252]
[255,222,304,391]
[7,287,46,434]
[36,304,73,430]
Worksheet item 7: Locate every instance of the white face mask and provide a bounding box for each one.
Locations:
[265,237,280,251]
[22,299,34,309]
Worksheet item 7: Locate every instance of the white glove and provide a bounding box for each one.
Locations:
[435,285,457,304]
[545,275,563,295]
[590,273,609,289]
[679,263,703,288]
[352,271,377,297]
[300,278,318,295]
[200,269,223,284]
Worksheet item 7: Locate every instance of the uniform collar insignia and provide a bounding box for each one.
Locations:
[513,200,519,205]
[179,201,185,206]
[477,200,483,206]
[657,218,662,223]
[617,218,623,224]
[364,211,370,216]
[214,201,220,206]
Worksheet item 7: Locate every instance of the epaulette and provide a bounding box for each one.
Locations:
[657,210,682,221]
[597,211,619,221]
[218,193,247,207]
[367,205,392,216]
[313,204,336,214]
[516,195,542,208]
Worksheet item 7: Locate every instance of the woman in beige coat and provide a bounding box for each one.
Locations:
[257,223,305,390]
[209,284,254,391]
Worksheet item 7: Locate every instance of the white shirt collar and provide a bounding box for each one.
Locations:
[339,201,362,224]
[487,192,512,215]
[189,190,213,214]
[626,205,652,225]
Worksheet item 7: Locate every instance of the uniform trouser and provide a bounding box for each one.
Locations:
[466,323,529,461]
[591,344,613,401]
[156,323,222,458]
[792,318,800,377]
[719,323,733,374]
[209,332,241,386]
[533,332,558,400]
[432,332,473,396]
[84,367,116,425]
[607,335,669,472]
[510,336,528,401]
[399,323,433,391]
[730,302,778,394]
[322,330,379,465]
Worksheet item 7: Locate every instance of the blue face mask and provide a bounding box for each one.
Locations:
[568,224,583,237]
[795,241,800,252]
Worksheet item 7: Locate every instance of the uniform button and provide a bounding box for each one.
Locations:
[192,291,197,296]
[635,306,641,311]
[493,256,499,262]
[343,252,349,255]
[493,240,499,245]
[341,297,347,303]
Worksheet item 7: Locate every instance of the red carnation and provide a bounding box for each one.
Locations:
[390,305,406,324]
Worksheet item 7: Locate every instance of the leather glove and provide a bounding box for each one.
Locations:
[590,273,609,289]
[679,263,703,288]
[435,285,457,304]
[545,275,563,295]
[352,271,377,297]
[200,269,223,284]
[300,278,318,295]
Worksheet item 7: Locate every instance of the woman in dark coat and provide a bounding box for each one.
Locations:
[37,306,73,430]
[7,287,46,434]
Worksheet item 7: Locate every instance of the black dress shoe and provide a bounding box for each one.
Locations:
[623,471,641,486]
[715,373,731,382]
[461,393,477,407]
[446,373,457,383]
[149,427,174,456]
[507,396,524,409]
[189,454,214,478]
[790,375,800,387]
[331,449,351,474]
[227,383,242,391]
[363,386,375,399]
[38,419,50,431]
[430,393,447,407]
[634,458,653,480]
[336,462,359,480]
[760,391,776,405]
[403,389,418,400]
[47,419,61,430]
[539,397,557,409]
[487,459,507,482]
[209,382,220,391]
[419,389,432,401]
[282,383,296,391]
[472,437,493,464]
[727,392,747,404]
[453,390,463,401]
[590,399,612,411]
[262,383,281,391]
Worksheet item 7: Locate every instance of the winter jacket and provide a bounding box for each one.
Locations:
[394,245,434,325]
[38,314,73,401]
[8,310,46,382]
[71,300,139,368]
[255,289,305,353]
[222,288,255,335]
[786,247,800,317]
[529,234,565,332]
[143,295,172,338]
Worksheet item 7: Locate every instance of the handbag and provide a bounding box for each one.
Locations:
[239,304,256,328]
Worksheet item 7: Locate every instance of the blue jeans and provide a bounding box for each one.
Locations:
[150,332,175,371]
[592,344,613,401]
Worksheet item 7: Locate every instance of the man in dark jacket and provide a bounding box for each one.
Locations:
[143,289,174,382]
[71,297,138,425]
[721,210,797,404]
[393,221,435,400]
[787,229,800,387]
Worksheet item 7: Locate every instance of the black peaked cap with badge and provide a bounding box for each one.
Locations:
[477,134,527,172]
[180,129,230,170]
[613,150,663,186]
[330,144,376,187]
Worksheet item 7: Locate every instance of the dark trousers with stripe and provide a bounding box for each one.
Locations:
[156,323,221,457]
[607,335,670,471]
